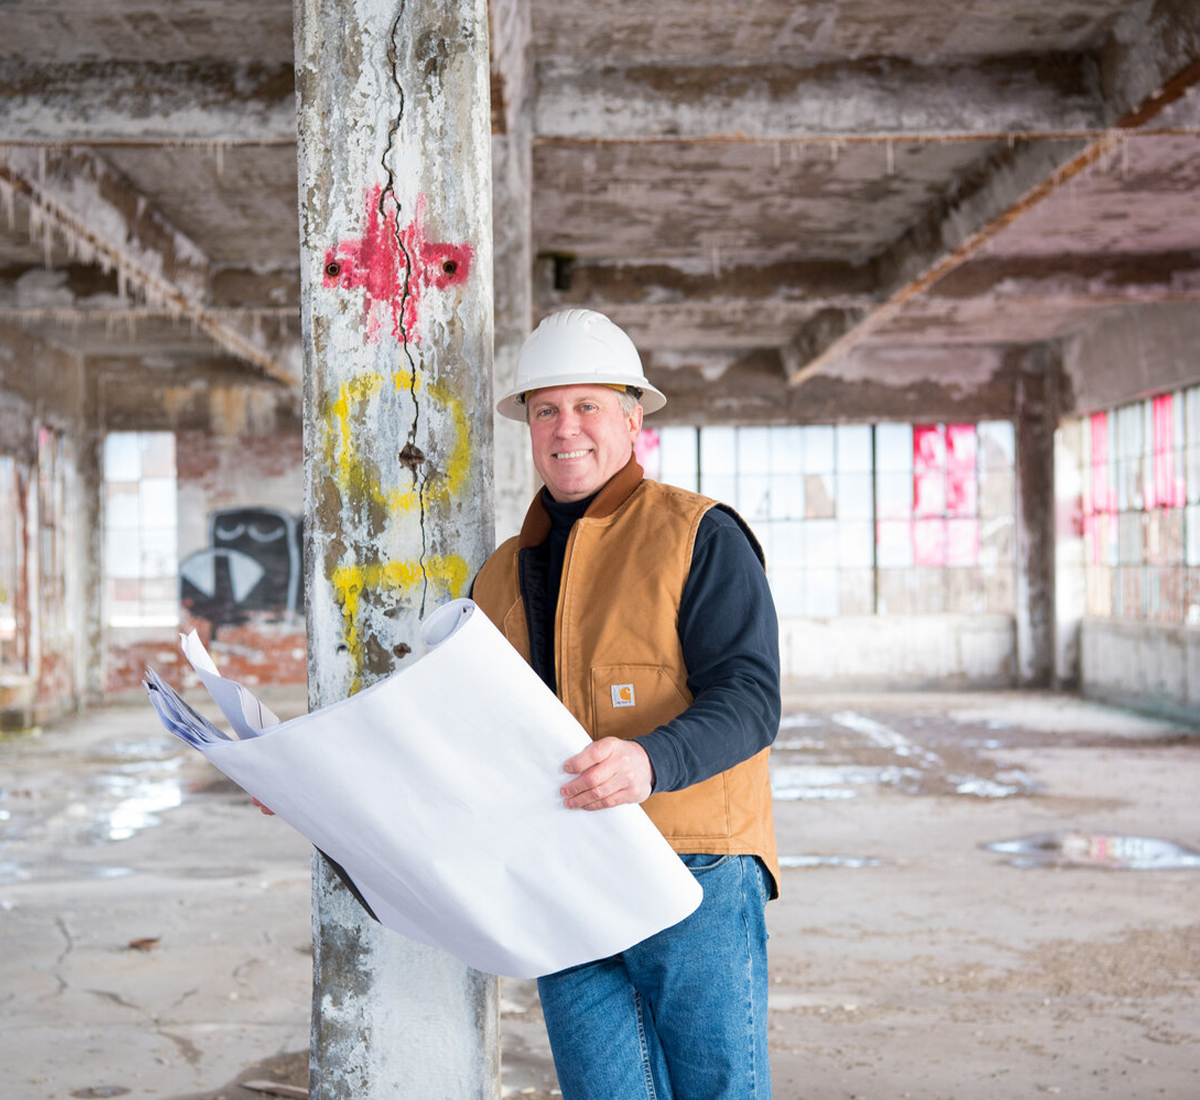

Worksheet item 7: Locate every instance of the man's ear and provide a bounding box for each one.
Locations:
[628,404,644,438]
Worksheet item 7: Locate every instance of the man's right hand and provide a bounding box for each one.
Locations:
[560,737,655,810]
[252,797,275,816]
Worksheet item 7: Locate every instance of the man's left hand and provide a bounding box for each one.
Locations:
[560,737,655,810]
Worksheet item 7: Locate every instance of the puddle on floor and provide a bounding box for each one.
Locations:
[771,763,920,801]
[779,855,882,869]
[771,709,1040,802]
[0,739,196,884]
[0,858,136,884]
[90,768,183,842]
[984,831,1200,870]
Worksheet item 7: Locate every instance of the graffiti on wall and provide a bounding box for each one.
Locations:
[179,507,304,627]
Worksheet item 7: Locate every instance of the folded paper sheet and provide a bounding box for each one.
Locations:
[144,599,701,978]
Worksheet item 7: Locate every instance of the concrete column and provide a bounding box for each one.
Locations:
[80,365,107,704]
[490,0,536,539]
[1053,417,1086,689]
[1013,344,1059,687]
[294,2,498,1097]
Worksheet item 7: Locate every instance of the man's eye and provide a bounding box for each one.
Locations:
[533,407,554,418]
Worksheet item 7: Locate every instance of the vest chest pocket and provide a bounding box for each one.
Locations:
[589,665,690,741]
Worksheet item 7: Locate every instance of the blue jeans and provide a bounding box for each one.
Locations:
[537,854,771,1100]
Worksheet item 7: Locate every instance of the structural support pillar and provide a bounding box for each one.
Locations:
[80,361,107,704]
[1013,343,1059,688]
[295,1,498,1097]
[490,0,535,538]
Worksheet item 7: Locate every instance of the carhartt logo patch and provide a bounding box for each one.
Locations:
[611,684,636,708]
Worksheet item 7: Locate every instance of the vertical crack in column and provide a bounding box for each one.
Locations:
[382,1,432,616]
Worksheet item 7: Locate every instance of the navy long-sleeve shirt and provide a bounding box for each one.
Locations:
[525,488,781,793]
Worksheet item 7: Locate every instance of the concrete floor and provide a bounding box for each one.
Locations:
[2,689,1198,1100]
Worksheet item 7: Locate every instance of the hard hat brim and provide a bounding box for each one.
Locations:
[496,376,667,421]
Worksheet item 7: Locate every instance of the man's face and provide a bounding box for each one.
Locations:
[527,384,643,503]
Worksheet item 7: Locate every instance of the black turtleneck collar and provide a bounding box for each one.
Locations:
[540,486,599,530]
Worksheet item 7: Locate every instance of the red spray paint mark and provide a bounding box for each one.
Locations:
[322,187,473,343]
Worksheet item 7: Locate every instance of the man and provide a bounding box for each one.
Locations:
[472,308,781,1100]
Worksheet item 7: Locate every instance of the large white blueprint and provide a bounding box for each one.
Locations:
[144,598,701,978]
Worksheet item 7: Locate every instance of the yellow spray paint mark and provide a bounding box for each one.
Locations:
[323,368,471,514]
[331,553,472,690]
[321,366,476,683]
[325,371,388,511]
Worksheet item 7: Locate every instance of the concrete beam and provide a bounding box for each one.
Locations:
[0,319,84,438]
[0,146,300,384]
[0,260,301,313]
[535,55,1106,141]
[0,261,122,310]
[539,257,877,306]
[786,5,1200,388]
[933,251,1200,304]
[1102,0,1200,126]
[648,342,1021,425]
[1062,302,1200,416]
[0,59,296,144]
[780,307,868,382]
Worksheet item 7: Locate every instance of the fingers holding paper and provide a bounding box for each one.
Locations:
[561,737,654,810]
[252,796,276,816]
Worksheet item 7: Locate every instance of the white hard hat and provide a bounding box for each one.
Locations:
[496,308,667,421]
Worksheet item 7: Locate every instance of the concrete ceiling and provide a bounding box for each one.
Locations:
[0,0,1198,422]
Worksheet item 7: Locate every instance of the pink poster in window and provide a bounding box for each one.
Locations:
[946,518,980,566]
[912,518,946,566]
[1083,513,1097,565]
[913,425,945,471]
[944,425,978,516]
[913,426,946,517]
[635,428,661,479]
[1090,413,1110,514]
[946,424,977,468]
[1151,394,1178,508]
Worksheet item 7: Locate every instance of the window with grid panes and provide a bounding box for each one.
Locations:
[104,432,179,627]
[1082,388,1195,622]
[640,421,1015,618]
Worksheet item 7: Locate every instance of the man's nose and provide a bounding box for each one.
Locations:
[555,410,581,435]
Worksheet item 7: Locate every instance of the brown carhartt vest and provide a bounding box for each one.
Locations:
[472,459,780,896]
